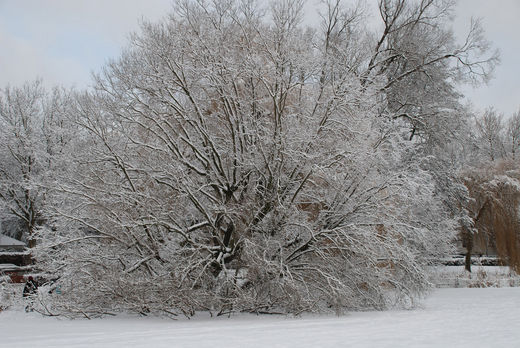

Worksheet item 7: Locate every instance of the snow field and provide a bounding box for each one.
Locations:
[430,265,520,288]
[1,287,519,348]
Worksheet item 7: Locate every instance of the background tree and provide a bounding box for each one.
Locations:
[362,0,499,272]
[474,107,505,162]
[0,81,72,248]
[462,161,520,273]
[455,104,520,272]
[506,108,520,160]
[324,0,498,265]
[365,0,498,146]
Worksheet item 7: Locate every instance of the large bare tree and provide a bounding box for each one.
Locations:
[34,0,495,317]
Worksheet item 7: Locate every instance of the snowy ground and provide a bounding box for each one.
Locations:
[429,265,520,288]
[1,287,519,347]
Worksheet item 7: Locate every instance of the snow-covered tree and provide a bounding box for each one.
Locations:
[364,0,498,146]
[360,0,498,268]
[474,107,505,162]
[506,108,520,160]
[34,0,495,317]
[0,81,72,247]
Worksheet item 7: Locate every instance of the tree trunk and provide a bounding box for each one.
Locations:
[464,230,473,272]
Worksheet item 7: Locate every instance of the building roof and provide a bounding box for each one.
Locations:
[0,234,25,247]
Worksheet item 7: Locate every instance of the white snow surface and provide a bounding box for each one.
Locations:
[1,288,519,347]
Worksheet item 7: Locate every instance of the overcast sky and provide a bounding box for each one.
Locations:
[0,0,518,116]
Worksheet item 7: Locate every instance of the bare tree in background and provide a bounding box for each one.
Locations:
[506,109,520,160]
[475,107,505,162]
[0,81,72,248]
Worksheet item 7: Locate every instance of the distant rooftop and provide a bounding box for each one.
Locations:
[0,234,25,247]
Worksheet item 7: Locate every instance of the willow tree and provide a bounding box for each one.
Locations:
[462,161,520,273]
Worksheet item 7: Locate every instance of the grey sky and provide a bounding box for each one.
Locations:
[0,0,518,115]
